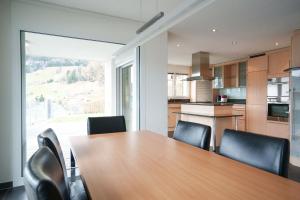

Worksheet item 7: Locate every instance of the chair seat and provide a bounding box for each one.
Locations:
[70,179,88,200]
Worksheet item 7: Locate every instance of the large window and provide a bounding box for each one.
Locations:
[168,73,189,98]
[22,32,123,168]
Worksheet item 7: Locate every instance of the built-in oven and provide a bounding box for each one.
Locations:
[267,77,289,122]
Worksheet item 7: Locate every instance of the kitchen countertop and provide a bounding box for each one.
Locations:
[183,99,246,106]
[185,102,233,106]
[174,111,243,118]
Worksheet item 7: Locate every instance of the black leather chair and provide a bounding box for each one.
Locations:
[38,128,87,200]
[173,120,211,151]
[24,146,86,200]
[87,116,126,134]
[219,129,290,177]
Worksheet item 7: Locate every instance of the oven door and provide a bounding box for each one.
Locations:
[267,103,289,119]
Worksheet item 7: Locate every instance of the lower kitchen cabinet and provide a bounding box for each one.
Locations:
[266,121,290,139]
[168,104,181,135]
[232,104,246,131]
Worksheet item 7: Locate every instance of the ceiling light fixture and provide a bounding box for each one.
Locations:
[232,41,238,45]
[136,12,165,34]
[212,28,216,32]
[176,43,181,47]
[275,42,279,46]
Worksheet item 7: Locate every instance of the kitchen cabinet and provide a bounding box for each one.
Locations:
[291,30,300,67]
[168,104,181,135]
[232,104,246,131]
[213,61,247,88]
[246,104,267,134]
[266,121,289,139]
[247,70,267,105]
[213,66,223,88]
[246,55,268,134]
[238,62,247,87]
[268,48,290,77]
[224,64,238,88]
[248,55,268,72]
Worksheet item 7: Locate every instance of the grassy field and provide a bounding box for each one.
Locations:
[25,63,107,163]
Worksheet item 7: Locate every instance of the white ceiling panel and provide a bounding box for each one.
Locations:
[34,0,183,22]
[168,0,300,65]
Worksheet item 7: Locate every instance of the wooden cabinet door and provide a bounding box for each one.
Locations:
[266,121,289,139]
[224,64,237,88]
[237,118,245,131]
[246,105,267,134]
[168,105,181,131]
[268,49,290,77]
[248,55,268,72]
[232,104,246,131]
[247,70,267,105]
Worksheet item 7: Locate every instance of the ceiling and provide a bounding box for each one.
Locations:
[25,32,123,62]
[168,0,300,65]
[33,0,183,22]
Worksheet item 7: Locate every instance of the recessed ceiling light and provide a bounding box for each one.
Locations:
[232,41,238,45]
[275,42,279,46]
[176,43,181,47]
[212,28,216,32]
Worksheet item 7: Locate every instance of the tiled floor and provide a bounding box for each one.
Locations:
[1,164,299,200]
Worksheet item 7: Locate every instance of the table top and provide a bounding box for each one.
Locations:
[175,111,243,118]
[70,131,300,200]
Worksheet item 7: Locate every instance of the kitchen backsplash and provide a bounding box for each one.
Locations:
[218,87,246,99]
[195,80,212,102]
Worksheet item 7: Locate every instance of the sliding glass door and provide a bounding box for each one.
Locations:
[115,47,140,131]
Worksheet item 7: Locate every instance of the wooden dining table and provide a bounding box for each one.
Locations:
[70,130,300,200]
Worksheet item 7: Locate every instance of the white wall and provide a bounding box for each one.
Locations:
[168,64,191,74]
[140,33,168,135]
[0,0,13,184]
[0,0,141,186]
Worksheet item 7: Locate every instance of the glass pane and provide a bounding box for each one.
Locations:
[175,75,184,96]
[238,62,247,87]
[122,66,133,131]
[291,73,300,160]
[168,74,174,97]
[24,32,123,168]
[214,66,223,88]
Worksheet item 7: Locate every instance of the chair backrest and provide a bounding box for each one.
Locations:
[219,129,290,177]
[24,147,70,200]
[37,128,69,193]
[173,120,211,151]
[87,116,126,135]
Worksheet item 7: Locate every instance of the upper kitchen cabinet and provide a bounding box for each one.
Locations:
[268,48,290,77]
[213,66,223,88]
[248,55,268,72]
[223,63,238,88]
[213,61,247,88]
[291,30,300,67]
[238,62,247,87]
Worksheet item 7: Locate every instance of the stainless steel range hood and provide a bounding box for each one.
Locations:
[185,51,214,81]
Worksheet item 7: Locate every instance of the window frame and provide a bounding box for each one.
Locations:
[168,72,190,99]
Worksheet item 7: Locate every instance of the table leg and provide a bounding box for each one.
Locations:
[212,117,216,152]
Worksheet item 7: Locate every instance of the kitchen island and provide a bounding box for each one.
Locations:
[175,103,244,150]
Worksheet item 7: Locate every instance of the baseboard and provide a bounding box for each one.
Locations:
[290,156,300,167]
[13,177,24,187]
[0,181,13,190]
